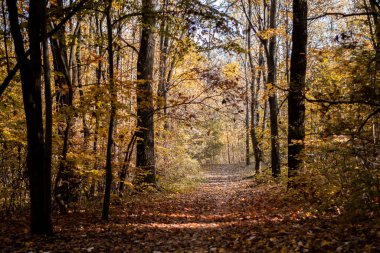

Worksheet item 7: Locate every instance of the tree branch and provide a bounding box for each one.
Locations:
[357,107,380,133]
[305,97,380,107]
[118,35,139,54]
[308,12,376,21]
[0,0,89,98]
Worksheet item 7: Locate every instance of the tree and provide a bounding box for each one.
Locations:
[246,0,263,173]
[102,0,116,220]
[135,0,157,186]
[6,0,52,234]
[266,0,281,178]
[241,0,281,177]
[288,0,308,188]
[50,0,81,214]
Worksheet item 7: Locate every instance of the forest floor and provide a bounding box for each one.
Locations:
[1,164,379,252]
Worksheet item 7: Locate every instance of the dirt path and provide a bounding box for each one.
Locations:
[112,164,258,252]
[1,164,379,252]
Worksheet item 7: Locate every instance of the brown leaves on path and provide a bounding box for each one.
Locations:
[1,164,379,252]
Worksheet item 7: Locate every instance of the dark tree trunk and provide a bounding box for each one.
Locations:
[135,0,156,186]
[288,0,308,188]
[102,0,116,220]
[6,0,53,234]
[267,0,281,177]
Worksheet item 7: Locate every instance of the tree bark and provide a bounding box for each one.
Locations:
[102,0,116,220]
[245,61,251,166]
[135,0,157,186]
[89,14,104,198]
[158,0,170,121]
[288,0,308,188]
[246,0,263,173]
[267,0,281,177]
[6,0,53,234]
[50,0,77,214]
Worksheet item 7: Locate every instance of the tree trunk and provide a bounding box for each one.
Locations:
[50,0,78,214]
[135,0,157,186]
[245,67,251,166]
[102,0,116,220]
[288,0,308,188]
[267,0,281,177]
[226,124,231,164]
[246,1,263,173]
[6,0,53,234]
[158,0,170,121]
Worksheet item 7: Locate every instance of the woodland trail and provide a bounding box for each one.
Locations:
[1,164,379,252]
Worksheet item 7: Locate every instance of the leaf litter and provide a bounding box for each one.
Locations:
[0,164,379,252]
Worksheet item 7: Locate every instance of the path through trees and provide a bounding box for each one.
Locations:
[1,164,378,252]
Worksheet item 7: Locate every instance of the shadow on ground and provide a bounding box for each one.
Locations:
[1,164,379,252]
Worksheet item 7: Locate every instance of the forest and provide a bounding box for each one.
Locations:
[0,0,379,252]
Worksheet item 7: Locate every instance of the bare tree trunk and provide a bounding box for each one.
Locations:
[89,13,104,198]
[266,0,281,177]
[102,0,116,220]
[288,0,308,188]
[226,124,231,164]
[158,0,170,122]
[135,0,157,186]
[50,0,78,214]
[245,66,251,166]
[246,0,262,172]
[7,0,53,234]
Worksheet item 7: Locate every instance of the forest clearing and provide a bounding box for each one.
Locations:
[0,0,380,252]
